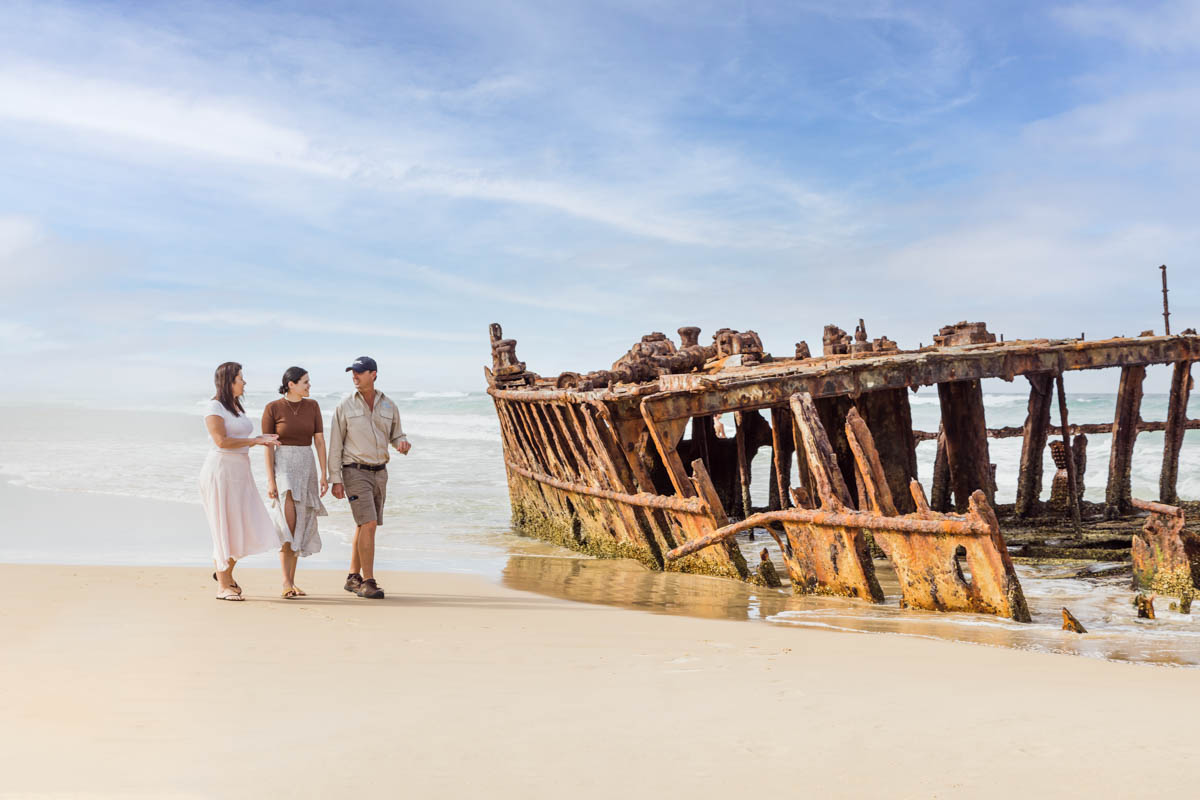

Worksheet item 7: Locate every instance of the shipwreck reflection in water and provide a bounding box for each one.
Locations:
[501,555,1200,668]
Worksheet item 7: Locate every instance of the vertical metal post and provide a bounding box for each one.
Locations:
[1161,264,1170,335]
[734,411,753,523]
[1055,374,1083,538]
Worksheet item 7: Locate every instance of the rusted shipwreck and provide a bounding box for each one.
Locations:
[485,318,1200,622]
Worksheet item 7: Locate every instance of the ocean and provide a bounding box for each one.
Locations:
[1,388,1198,665]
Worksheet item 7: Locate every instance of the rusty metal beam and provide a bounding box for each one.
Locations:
[769,407,793,511]
[1161,360,1194,504]
[1014,373,1053,517]
[913,417,1200,442]
[1055,374,1083,536]
[733,411,753,520]
[1105,365,1146,518]
[641,413,693,498]
[639,335,1200,422]
[664,505,992,560]
[789,393,854,508]
[854,388,918,514]
[845,408,898,516]
[938,379,993,512]
[506,461,709,514]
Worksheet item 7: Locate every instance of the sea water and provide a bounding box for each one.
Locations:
[1,388,1198,665]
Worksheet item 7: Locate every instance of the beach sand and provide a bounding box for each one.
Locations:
[1,562,1197,799]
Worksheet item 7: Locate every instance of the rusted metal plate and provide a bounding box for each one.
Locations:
[779,519,883,601]
[872,491,1030,621]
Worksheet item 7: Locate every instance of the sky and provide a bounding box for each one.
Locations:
[1,0,1197,400]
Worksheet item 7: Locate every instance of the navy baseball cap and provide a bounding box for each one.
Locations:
[346,356,378,373]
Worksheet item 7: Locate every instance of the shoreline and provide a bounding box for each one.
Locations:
[5,478,1200,669]
[3,563,1199,798]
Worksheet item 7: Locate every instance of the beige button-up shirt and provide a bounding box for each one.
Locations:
[327,390,407,484]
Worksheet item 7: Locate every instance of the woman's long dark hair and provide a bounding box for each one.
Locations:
[213,362,245,416]
[279,366,308,396]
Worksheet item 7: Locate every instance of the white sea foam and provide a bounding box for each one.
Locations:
[410,391,471,399]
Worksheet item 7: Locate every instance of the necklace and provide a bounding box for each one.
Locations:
[284,396,304,416]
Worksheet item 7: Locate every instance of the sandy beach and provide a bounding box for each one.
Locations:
[2,562,1197,799]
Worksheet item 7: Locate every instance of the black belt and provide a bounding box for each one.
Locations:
[343,462,386,472]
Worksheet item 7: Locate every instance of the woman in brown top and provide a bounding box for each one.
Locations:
[263,367,329,597]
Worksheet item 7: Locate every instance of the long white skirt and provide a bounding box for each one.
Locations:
[269,444,326,557]
[199,449,278,569]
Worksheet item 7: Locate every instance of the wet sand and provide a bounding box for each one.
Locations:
[2,563,1198,799]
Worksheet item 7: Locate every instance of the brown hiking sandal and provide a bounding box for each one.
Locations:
[344,573,363,593]
[356,578,385,599]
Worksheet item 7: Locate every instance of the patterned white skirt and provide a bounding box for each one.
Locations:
[269,445,327,557]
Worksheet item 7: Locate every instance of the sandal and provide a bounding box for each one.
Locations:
[213,572,243,595]
[216,587,244,601]
[282,587,302,599]
[292,586,307,596]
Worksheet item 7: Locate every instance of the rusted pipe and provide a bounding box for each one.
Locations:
[665,507,991,561]
[505,461,709,514]
[913,417,1200,442]
[1161,264,1170,336]
[1131,497,1185,518]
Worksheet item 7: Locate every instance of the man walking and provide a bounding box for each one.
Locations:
[328,356,411,599]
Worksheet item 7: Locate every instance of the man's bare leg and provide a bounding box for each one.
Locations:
[349,527,362,576]
[357,521,377,581]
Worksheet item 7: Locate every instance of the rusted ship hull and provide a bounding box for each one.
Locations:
[486,318,1199,621]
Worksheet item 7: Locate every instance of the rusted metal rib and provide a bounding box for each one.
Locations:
[506,461,709,514]
[489,386,657,404]
[912,417,1200,442]
[665,507,990,561]
[1131,497,1185,518]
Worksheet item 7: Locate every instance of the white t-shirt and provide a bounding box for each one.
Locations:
[205,400,253,453]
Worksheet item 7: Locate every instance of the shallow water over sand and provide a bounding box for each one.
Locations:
[502,554,1200,667]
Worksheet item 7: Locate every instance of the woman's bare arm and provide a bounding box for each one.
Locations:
[205,415,278,450]
[264,441,278,498]
[313,432,329,496]
[262,405,278,498]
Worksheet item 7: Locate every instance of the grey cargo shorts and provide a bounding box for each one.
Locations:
[342,465,387,526]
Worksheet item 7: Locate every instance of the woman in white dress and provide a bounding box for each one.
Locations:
[200,362,280,601]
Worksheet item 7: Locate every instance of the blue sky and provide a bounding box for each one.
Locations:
[1,0,1197,398]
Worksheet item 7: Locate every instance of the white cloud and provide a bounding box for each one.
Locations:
[0,321,65,354]
[1054,2,1200,53]
[398,263,613,314]
[0,214,112,292]
[0,216,43,261]
[0,66,350,176]
[159,311,477,343]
